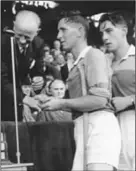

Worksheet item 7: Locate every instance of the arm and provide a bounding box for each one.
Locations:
[23,96,41,112]
[60,95,107,112]
[61,49,110,112]
[40,48,111,112]
[112,95,135,112]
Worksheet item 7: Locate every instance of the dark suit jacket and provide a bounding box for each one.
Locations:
[1,34,44,121]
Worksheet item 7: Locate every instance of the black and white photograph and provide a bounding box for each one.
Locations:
[1,1,135,171]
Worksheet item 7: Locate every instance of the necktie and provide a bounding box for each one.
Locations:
[21,47,26,55]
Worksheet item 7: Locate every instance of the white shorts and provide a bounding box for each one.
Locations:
[72,110,121,170]
[118,110,135,170]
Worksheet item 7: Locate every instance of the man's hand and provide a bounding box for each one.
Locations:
[39,98,64,111]
[23,96,41,112]
[34,94,53,103]
[111,96,133,112]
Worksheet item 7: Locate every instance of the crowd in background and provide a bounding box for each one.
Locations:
[21,39,74,122]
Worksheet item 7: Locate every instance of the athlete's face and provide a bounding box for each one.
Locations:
[99,20,127,53]
[57,18,81,51]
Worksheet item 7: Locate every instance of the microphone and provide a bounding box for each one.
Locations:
[3,28,15,36]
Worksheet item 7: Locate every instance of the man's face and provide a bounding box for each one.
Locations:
[50,81,66,98]
[14,21,38,48]
[43,46,50,52]
[56,54,65,65]
[53,40,60,50]
[44,53,54,63]
[99,20,125,53]
[57,18,80,51]
[66,52,74,61]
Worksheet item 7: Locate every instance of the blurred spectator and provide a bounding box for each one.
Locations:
[46,54,54,63]
[31,76,45,94]
[22,76,45,122]
[35,56,61,85]
[61,52,74,83]
[51,39,62,62]
[54,53,66,71]
[43,43,51,52]
[61,50,66,56]
[51,48,61,60]
[44,79,54,96]
[22,75,54,122]
[36,79,72,121]
[60,52,74,99]
[42,51,54,63]
[53,39,61,51]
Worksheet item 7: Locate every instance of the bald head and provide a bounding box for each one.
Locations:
[49,79,66,98]
[14,10,41,31]
[13,10,41,47]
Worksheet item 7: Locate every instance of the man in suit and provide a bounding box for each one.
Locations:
[1,10,44,121]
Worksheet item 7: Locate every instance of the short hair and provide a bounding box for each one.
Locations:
[99,10,134,44]
[59,10,90,39]
[15,10,41,28]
